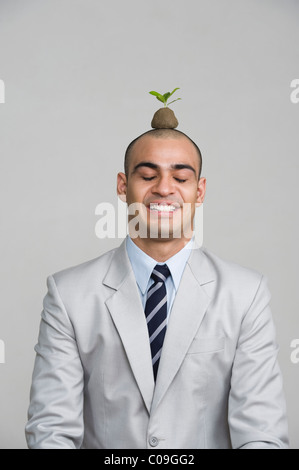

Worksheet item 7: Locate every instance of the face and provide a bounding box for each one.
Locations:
[117,136,206,241]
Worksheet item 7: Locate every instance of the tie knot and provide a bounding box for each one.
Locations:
[151,264,170,283]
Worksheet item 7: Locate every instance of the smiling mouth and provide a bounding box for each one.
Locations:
[148,203,180,213]
[147,202,181,216]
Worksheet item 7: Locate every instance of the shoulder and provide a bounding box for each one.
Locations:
[199,246,268,302]
[50,245,118,292]
[193,247,272,325]
[201,246,262,281]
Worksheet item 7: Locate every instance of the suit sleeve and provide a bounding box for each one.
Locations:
[25,275,84,449]
[228,276,289,449]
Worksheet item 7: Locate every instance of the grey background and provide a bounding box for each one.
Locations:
[0,0,298,449]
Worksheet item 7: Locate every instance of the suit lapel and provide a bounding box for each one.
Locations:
[151,246,215,411]
[103,241,155,414]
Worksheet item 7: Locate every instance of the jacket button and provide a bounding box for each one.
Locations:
[149,436,159,447]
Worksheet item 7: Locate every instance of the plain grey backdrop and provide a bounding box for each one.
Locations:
[0,0,298,449]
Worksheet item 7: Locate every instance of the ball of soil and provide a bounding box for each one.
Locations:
[151,107,179,129]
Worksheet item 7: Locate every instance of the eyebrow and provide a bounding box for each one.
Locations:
[132,161,197,175]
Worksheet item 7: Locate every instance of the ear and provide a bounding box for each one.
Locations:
[117,172,127,202]
[196,177,206,207]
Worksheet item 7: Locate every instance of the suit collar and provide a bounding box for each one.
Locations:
[103,239,215,289]
[187,242,216,286]
[102,239,131,290]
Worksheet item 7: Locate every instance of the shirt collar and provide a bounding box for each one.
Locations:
[126,236,194,295]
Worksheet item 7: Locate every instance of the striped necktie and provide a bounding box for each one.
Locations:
[145,264,171,381]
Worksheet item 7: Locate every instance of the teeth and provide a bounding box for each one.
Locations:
[150,203,177,212]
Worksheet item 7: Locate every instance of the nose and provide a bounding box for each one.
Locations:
[151,174,175,197]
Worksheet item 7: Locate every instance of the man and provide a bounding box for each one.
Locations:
[26,129,289,449]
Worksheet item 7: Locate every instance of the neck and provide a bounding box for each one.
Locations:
[130,236,192,262]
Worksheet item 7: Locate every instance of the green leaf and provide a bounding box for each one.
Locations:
[157,96,166,104]
[169,87,180,98]
[163,92,171,102]
[149,91,165,103]
[167,98,182,106]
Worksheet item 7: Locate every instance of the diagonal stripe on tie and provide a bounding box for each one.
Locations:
[152,349,162,366]
[149,318,167,343]
[146,295,167,324]
[152,268,167,282]
[146,281,163,300]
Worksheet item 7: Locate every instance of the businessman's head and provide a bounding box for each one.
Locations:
[117,129,206,246]
[124,129,202,180]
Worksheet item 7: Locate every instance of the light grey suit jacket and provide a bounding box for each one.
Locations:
[26,240,289,449]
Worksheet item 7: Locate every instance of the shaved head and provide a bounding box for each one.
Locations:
[124,129,202,179]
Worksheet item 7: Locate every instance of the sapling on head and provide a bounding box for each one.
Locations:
[149,88,181,108]
[149,88,181,129]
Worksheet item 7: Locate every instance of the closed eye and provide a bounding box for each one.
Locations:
[142,176,155,181]
[142,176,187,183]
[142,176,156,181]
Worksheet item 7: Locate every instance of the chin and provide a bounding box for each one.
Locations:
[146,220,186,240]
